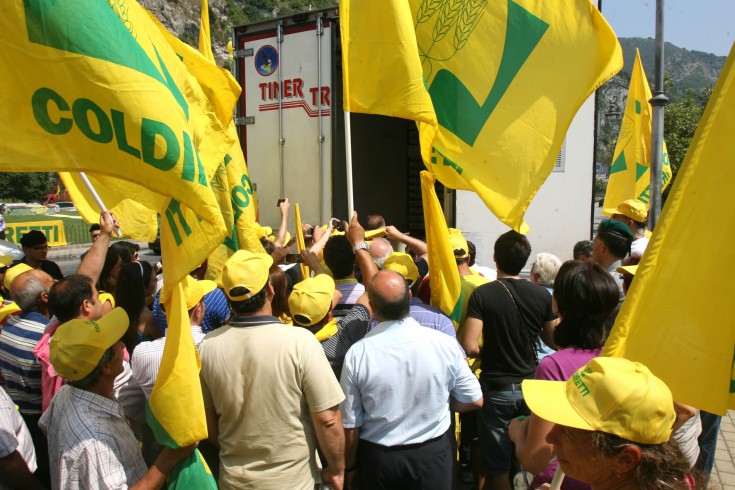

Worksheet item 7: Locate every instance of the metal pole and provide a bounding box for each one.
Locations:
[344,111,355,217]
[277,22,285,199]
[649,0,668,230]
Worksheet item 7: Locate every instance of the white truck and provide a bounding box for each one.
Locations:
[232,8,596,265]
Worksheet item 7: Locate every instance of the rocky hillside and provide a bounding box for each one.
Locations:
[140,0,337,66]
[618,37,725,98]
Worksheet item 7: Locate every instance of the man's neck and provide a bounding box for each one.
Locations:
[457,263,473,276]
[24,256,42,268]
[496,270,520,280]
[87,377,115,400]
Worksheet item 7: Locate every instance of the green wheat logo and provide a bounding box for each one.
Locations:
[416,0,487,79]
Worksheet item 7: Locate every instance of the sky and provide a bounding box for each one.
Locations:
[601,0,734,57]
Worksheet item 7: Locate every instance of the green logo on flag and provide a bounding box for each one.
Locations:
[419,0,548,146]
[24,0,188,118]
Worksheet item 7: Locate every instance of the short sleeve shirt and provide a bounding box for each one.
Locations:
[199,317,345,489]
[466,278,555,384]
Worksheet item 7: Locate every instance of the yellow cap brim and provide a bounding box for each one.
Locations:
[616,265,638,276]
[365,228,386,240]
[522,379,595,431]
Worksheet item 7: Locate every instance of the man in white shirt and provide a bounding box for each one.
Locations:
[340,270,483,489]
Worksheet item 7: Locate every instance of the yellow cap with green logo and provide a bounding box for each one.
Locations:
[522,357,675,444]
[50,307,129,381]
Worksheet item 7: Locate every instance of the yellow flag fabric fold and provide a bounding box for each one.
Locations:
[420,171,462,326]
[602,42,735,415]
[0,0,229,239]
[343,0,622,232]
[294,203,309,280]
[59,173,158,242]
[602,49,672,214]
[341,0,437,127]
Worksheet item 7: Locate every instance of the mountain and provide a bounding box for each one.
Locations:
[617,37,725,98]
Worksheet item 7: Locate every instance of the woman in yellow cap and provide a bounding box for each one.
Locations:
[522,357,694,490]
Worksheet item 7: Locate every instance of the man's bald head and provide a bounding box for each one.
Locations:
[367,270,410,321]
[11,269,53,312]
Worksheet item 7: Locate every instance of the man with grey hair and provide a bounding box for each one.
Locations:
[529,253,562,362]
[368,237,393,269]
[341,270,483,489]
[530,253,562,290]
[0,269,54,485]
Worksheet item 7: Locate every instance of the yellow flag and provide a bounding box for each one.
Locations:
[602,43,735,415]
[59,173,158,242]
[341,0,437,128]
[344,0,622,232]
[294,203,309,280]
[157,1,261,256]
[148,281,216,489]
[199,0,215,63]
[420,171,462,326]
[0,0,229,239]
[602,49,673,214]
[0,0,236,465]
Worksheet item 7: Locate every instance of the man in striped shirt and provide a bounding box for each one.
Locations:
[0,269,54,486]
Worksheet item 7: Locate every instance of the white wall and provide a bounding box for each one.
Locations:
[456,96,596,268]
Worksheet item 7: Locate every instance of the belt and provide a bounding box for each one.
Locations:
[482,381,524,392]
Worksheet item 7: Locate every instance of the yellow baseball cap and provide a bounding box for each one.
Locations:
[252,222,273,240]
[267,231,292,244]
[616,199,648,222]
[616,264,638,276]
[523,357,675,445]
[448,228,469,259]
[382,252,419,284]
[222,250,273,301]
[0,255,13,267]
[50,307,129,381]
[288,274,335,326]
[3,263,33,290]
[183,276,217,310]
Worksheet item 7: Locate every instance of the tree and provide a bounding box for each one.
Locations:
[664,87,711,178]
[0,172,54,202]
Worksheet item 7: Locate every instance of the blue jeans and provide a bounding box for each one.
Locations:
[477,386,529,476]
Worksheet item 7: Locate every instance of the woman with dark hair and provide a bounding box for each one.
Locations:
[509,260,619,489]
[269,264,291,324]
[98,241,139,295]
[114,260,160,354]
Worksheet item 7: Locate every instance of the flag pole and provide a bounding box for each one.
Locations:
[649,0,668,230]
[344,110,355,217]
[549,465,566,490]
[77,172,123,237]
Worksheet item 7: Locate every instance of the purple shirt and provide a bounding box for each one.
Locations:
[532,347,601,490]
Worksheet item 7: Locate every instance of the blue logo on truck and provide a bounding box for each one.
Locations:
[255,46,278,76]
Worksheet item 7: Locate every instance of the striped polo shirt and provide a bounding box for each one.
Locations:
[0,311,48,415]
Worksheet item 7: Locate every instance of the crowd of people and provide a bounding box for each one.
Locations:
[0,197,721,489]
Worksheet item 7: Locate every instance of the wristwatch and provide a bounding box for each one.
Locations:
[352,242,368,253]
